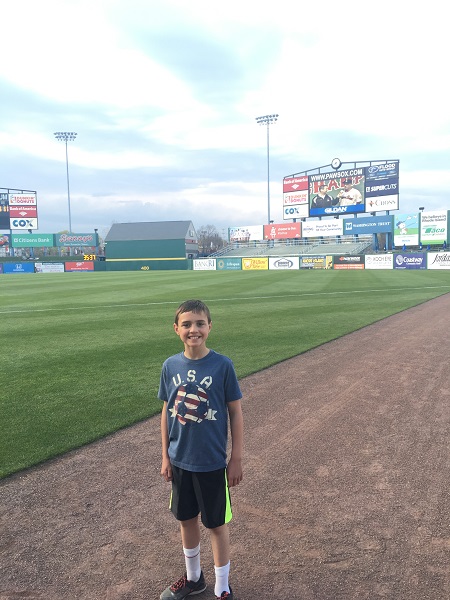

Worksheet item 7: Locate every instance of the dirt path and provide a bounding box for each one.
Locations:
[1,294,450,600]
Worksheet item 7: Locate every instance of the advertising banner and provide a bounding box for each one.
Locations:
[420,211,448,245]
[56,233,98,247]
[263,223,301,239]
[343,215,393,235]
[3,262,35,274]
[427,252,450,269]
[269,256,300,270]
[228,226,263,242]
[333,255,365,269]
[216,258,241,270]
[300,255,333,269]
[8,193,37,205]
[309,169,365,217]
[193,258,216,270]
[283,159,400,220]
[0,193,9,229]
[393,214,419,247]
[364,162,399,212]
[10,217,38,230]
[65,261,95,272]
[283,176,309,220]
[35,262,65,273]
[302,219,343,237]
[242,257,268,270]
[9,205,38,219]
[393,253,426,270]
[12,234,55,247]
[364,254,393,269]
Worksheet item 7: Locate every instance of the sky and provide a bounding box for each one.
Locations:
[1,0,449,240]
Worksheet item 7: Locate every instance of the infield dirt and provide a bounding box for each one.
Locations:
[1,293,450,599]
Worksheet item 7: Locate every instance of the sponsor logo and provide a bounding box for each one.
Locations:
[395,255,424,266]
[273,258,294,268]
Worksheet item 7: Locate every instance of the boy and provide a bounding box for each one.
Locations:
[159,299,244,600]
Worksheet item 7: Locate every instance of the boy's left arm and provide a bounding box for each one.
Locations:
[227,399,244,487]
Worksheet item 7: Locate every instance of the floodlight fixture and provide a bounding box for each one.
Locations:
[256,114,279,224]
[54,132,77,233]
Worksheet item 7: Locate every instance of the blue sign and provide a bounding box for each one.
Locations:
[343,215,393,235]
[3,262,35,274]
[393,253,426,270]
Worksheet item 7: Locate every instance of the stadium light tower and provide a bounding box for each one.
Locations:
[256,114,278,224]
[54,132,77,233]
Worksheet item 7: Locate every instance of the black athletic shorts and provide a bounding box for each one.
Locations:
[169,465,232,529]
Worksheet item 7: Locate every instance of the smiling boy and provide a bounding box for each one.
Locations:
[159,300,244,600]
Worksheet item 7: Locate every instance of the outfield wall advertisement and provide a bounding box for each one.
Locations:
[302,220,343,237]
[394,214,419,247]
[269,257,300,270]
[393,253,427,270]
[216,258,241,270]
[420,211,448,245]
[365,254,394,269]
[283,161,399,221]
[193,258,216,270]
[333,255,365,270]
[427,252,450,269]
[344,215,393,236]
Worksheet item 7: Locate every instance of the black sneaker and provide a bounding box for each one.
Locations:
[215,588,233,599]
[160,571,207,599]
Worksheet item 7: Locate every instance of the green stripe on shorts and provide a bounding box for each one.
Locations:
[225,471,233,523]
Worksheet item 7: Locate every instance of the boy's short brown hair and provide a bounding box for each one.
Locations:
[174,299,212,324]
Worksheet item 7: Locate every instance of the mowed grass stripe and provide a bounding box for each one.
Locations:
[1,270,448,478]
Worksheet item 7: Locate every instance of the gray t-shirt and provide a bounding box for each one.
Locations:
[158,350,242,472]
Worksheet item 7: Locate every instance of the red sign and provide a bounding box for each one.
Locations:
[263,223,301,239]
[9,205,38,218]
[65,261,95,272]
[283,176,308,193]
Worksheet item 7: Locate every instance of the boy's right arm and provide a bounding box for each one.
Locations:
[160,401,172,482]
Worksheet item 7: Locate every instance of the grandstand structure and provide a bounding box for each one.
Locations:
[210,236,373,259]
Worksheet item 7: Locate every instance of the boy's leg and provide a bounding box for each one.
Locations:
[180,517,202,582]
[209,525,231,597]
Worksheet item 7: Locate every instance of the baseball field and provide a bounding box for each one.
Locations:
[1,269,449,478]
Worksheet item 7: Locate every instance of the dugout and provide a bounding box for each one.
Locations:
[104,221,198,271]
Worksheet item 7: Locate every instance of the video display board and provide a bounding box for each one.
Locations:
[283,161,399,220]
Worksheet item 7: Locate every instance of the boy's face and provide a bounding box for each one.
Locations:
[174,310,212,351]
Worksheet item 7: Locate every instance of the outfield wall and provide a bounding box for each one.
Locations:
[1,252,450,274]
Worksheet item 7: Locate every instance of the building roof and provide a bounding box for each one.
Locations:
[104,221,197,242]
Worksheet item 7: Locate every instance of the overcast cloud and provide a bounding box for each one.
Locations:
[1,0,449,239]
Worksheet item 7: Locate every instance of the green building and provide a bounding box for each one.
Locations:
[104,221,198,271]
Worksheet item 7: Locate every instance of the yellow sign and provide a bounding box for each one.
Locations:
[242,258,268,270]
[83,254,96,261]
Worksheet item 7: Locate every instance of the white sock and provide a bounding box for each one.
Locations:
[183,544,201,582]
[214,561,230,597]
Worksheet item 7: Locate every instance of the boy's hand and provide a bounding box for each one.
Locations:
[161,457,173,482]
[227,456,243,487]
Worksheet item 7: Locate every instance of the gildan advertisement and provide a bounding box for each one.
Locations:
[309,170,365,217]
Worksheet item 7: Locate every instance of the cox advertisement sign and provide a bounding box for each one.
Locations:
[10,218,38,230]
[394,253,426,270]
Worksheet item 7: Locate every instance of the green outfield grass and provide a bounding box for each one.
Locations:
[1,269,449,478]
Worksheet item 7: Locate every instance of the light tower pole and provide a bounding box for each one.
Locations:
[54,132,77,233]
[256,114,278,224]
